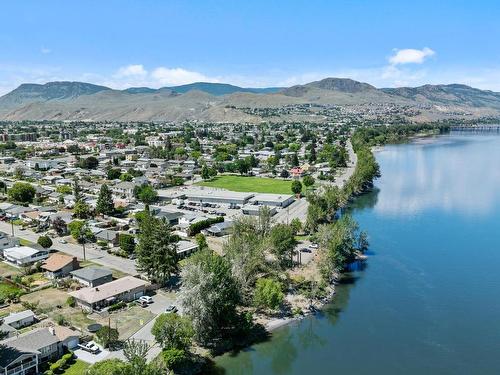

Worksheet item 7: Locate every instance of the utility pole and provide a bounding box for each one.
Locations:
[81,234,86,261]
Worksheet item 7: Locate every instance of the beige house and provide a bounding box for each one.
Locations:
[69,276,149,312]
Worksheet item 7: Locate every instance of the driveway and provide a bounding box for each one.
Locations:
[74,346,110,364]
[0,221,137,275]
[105,292,178,362]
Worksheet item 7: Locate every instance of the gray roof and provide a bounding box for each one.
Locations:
[1,327,60,353]
[70,267,112,281]
[0,346,35,369]
[3,310,35,325]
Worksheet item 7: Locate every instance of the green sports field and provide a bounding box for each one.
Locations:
[196,175,293,194]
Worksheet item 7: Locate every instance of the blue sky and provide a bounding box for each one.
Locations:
[1,0,500,94]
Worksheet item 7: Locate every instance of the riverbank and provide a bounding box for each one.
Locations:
[214,131,500,375]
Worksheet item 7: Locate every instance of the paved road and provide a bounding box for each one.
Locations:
[275,140,358,224]
[0,221,137,275]
[274,198,309,224]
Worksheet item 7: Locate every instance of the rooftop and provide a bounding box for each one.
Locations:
[70,267,112,281]
[42,253,77,272]
[69,276,149,304]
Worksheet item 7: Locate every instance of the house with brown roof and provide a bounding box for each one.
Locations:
[41,253,79,279]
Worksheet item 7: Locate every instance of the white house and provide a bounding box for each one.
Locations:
[3,246,49,266]
[2,310,36,329]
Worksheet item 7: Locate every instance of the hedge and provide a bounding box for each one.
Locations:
[187,216,224,236]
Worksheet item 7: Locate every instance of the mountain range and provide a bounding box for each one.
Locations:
[1,78,499,123]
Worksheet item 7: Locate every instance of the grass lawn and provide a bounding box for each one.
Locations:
[62,360,89,375]
[92,305,154,340]
[0,262,21,277]
[21,286,68,311]
[0,282,21,300]
[19,238,33,246]
[21,272,49,287]
[196,175,293,194]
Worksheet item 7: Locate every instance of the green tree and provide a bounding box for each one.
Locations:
[290,218,302,234]
[236,158,249,175]
[151,313,194,350]
[73,200,92,219]
[253,278,284,311]
[79,156,99,169]
[73,179,83,202]
[136,214,178,283]
[123,339,150,374]
[302,175,315,188]
[119,233,136,254]
[194,233,208,250]
[96,326,119,349]
[201,165,210,181]
[68,220,94,243]
[96,184,115,216]
[179,250,240,344]
[120,173,133,182]
[8,182,35,204]
[55,185,72,194]
[37,235,53,248]
[135,185,158,204]
[107,168,122,180]
[86,359,129,375]
[317,214,368,281]
[269,224,297,268]
[291,180,302,196]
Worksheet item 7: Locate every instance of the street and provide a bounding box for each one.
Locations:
[0,221,137,275]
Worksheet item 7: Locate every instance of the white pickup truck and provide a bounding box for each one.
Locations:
[78,341,100,354]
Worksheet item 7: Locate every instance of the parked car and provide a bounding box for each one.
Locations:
[136,300,148,308]
[300,248,312,253]
[139,295,153,304]
[309,243,319,249]
[165,305,178,313]
[59,239,67,244]
[79,341,100,354]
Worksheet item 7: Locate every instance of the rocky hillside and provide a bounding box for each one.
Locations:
[1,78,500,122]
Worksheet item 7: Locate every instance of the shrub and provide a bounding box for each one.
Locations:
[187,216,224,236]
[37,235,53,248]
[66,296,76,307]
[108,301,126,312]
[162,348,186,369]
[253,278,284,311]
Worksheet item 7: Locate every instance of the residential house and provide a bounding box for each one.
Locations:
[0,327,64,374]
[95,229,120,247]
[112,181,137,199]
[205,221,234,237]
[3,246,49,267]
[41,254,80,279]
[70,267,113,287]
[69,276,149,312]
[2,310,36,329]
[0,232,20,255]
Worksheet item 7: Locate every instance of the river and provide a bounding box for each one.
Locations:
[213,131,500,374]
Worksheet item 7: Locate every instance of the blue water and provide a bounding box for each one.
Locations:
[214,132,500,374]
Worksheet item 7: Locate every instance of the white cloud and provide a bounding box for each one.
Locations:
[40,47,51,54]
[389,47,435,65]
[115,64,147,78]
[151,67,219,86]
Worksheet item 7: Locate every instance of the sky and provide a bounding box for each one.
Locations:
[1,0,500,95]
